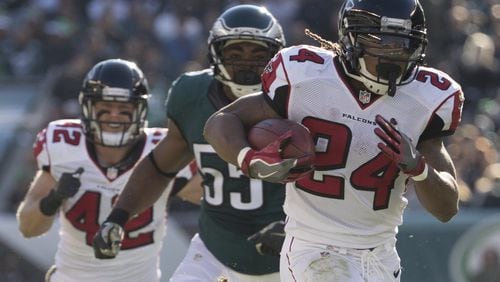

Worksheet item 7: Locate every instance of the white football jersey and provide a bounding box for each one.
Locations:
[33,119,170,282]
[262,45,464,249]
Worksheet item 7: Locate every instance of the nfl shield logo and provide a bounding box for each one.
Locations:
[107,167,118,180]
[359,90,371,104]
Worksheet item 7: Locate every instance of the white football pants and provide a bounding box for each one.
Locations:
[280,235,401,282]
[170,233,279,282]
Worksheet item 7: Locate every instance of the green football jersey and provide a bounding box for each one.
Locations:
[166,69,286,275]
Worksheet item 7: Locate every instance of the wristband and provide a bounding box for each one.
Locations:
[105,208,130,227]
[411,163,428,181]
[237,147,252,168]
[39,190,63,216]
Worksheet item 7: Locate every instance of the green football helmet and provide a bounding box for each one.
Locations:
[208,5,286,97]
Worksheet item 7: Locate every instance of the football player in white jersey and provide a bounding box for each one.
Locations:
[204,0,465,281]
[16,59,200,282]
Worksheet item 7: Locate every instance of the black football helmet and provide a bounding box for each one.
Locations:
[208,4,285,97]
[338,0,427,96]
[79,59,149,147]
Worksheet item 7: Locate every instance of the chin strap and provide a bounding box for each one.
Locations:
[387,73,397,97]
[375,63,402,97]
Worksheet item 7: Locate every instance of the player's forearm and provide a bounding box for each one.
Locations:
[113,157,170,218]
[16,201,54,238]
[204,112,248,166]
[414,168,459,222]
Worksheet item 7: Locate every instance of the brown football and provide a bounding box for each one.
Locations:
[247,118,316,169]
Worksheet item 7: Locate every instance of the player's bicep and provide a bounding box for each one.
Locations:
[152,120,194,173]
[221,92,281,128]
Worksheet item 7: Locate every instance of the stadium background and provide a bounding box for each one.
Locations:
[0,0,499,281]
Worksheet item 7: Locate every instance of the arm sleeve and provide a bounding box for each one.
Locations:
[261,53,290,118]
[419,89,464,142]
[166,75,184,123]
[32,127,51,172]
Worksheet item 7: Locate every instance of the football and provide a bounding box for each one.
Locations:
[247,118,316,171]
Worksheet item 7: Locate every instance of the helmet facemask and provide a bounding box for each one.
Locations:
[338,1,427,96]
[210,39,280,97]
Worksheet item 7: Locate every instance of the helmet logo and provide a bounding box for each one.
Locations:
[358,90,371,104]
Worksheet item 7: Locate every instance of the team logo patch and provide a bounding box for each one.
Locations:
[264,63,273,74]
[358,90,371,104]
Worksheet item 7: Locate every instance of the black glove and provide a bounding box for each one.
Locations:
[93,222,125,259]
[55,167,84,198]
[39,167,84,216]
[247,220,285,257]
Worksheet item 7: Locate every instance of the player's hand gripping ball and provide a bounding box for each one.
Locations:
[242,118,316,182]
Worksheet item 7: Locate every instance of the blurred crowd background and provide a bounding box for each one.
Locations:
[0,0,500,281]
